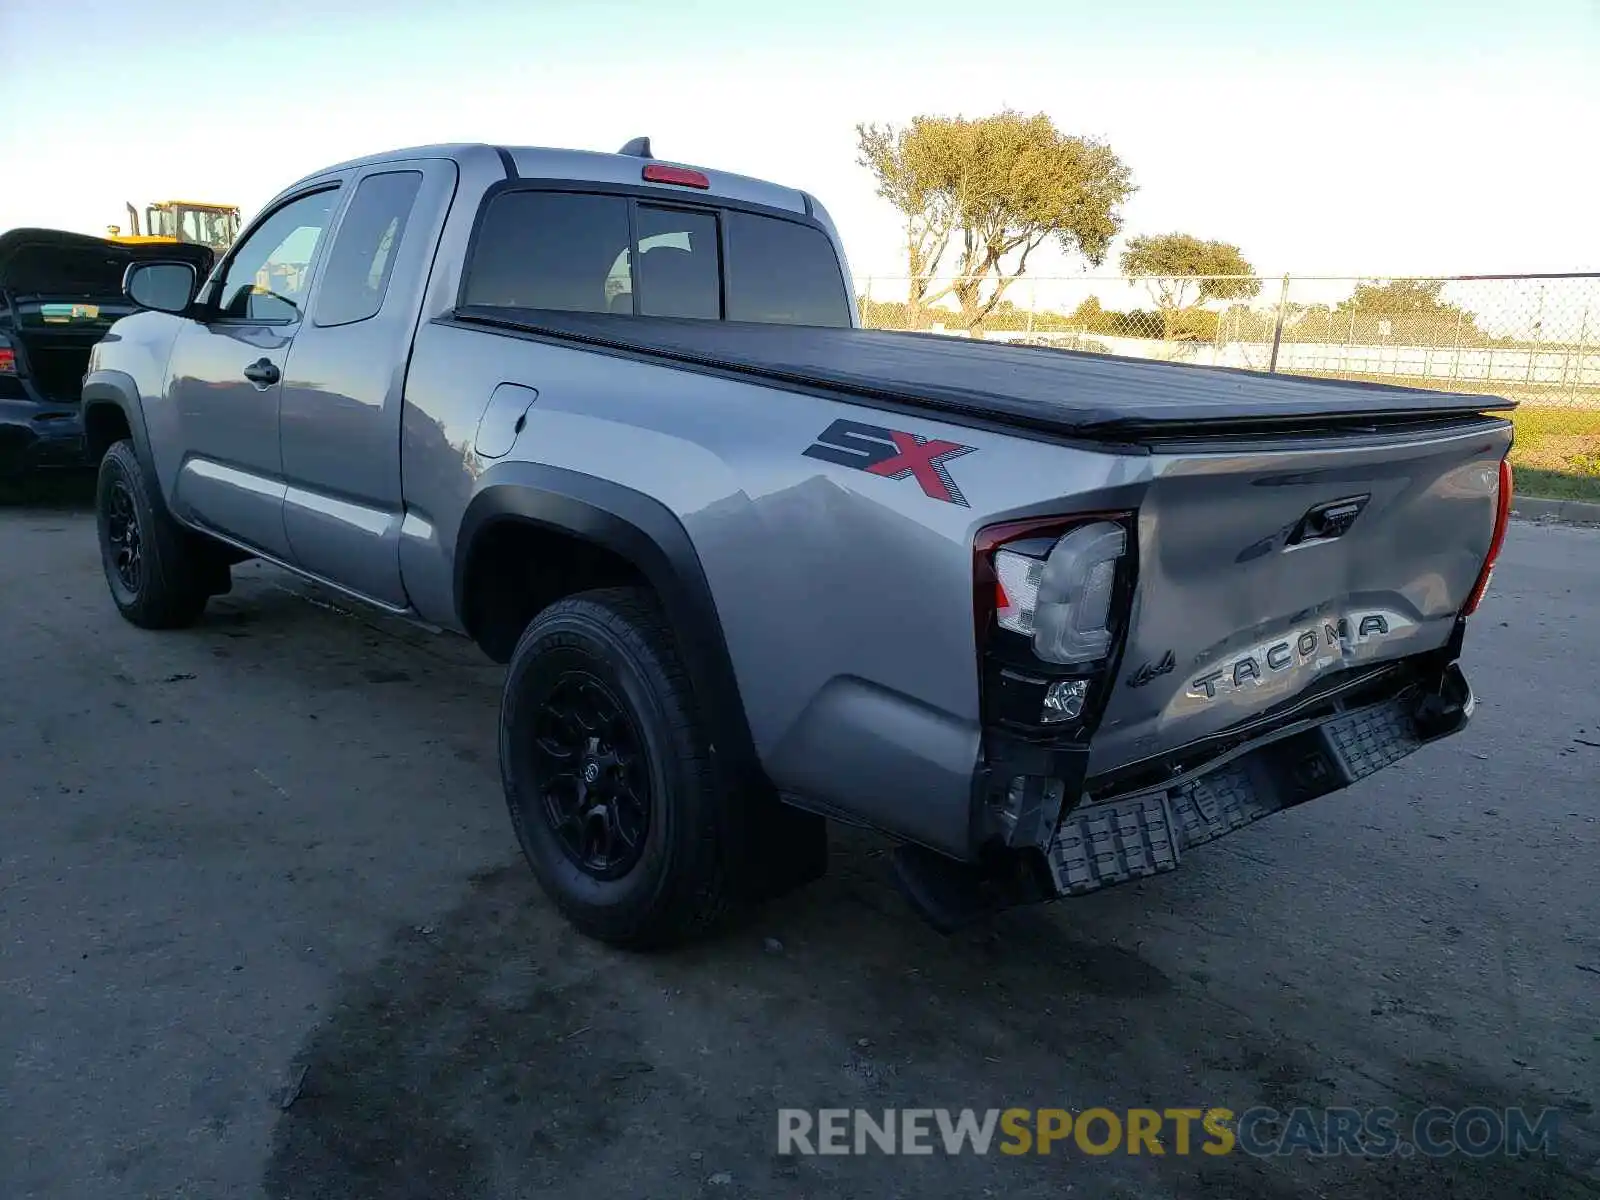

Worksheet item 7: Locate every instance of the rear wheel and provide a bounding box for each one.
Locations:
[96,440,221,629]
[499,586,734,948]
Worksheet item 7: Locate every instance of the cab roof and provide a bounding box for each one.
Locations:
[283,141,813,216]
[149,201,240,212]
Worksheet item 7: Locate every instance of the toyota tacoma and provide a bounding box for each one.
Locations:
[80,139,1515,947]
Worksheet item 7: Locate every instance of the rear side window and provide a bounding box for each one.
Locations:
[463,191,630,312]
[314,171,424,327]
[462,189,849,328]
[726,212,850,327]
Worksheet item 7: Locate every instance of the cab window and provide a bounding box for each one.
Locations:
[313,172,424,327]
[462,188,848,327]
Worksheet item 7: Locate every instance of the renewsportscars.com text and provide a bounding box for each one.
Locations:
[776,1106,1562,1159]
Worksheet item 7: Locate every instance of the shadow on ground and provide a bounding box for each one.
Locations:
[3,499,1592,1200]
[0,471,96,510]
[262,850,1594,1200]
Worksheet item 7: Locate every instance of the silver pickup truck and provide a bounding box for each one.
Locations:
[81,139,1515,947]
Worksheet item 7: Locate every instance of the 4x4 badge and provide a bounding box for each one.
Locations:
[1127,650,1176,688]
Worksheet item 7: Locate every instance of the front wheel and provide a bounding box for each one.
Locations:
[95,440,218,629]
[499,587,734,949]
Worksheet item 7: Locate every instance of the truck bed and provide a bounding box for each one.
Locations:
[452,306,1515,440]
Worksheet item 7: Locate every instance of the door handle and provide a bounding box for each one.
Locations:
[243,358,280,386]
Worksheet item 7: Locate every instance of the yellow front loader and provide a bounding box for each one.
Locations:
[106,200,242,255]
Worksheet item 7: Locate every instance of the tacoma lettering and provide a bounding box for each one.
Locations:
[1188,613,1396,700]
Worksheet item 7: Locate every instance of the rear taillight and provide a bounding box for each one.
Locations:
[974,514,1136,847]
[1462,457,1513,616]
[973,512,1135,741]
[0,338,16,375]
[977,516,1131,666]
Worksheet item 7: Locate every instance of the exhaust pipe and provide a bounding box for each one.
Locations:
[125,203,141,237]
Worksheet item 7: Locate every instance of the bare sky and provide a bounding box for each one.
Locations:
[2,0,1595,281]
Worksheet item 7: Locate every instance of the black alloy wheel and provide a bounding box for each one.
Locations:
[104,478,143,593]
[499,586,739,948]
[95,439,216,629]
[530,668,651,880]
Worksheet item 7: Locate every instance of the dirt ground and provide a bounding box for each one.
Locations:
[1,491,1596,1199]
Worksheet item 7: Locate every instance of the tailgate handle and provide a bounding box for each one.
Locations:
[1288,494,1370,546]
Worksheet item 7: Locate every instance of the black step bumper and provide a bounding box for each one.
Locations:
[1044,662,1474,897]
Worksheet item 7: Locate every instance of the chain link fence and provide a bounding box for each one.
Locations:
[857,273,1600,494]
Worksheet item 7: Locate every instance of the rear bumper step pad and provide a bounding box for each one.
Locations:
[1047,680,1463,897]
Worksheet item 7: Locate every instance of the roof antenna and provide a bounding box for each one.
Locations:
[618,136,652,158]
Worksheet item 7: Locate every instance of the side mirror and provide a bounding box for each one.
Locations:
[123,261,199,314]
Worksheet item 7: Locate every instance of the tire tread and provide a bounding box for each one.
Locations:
[502,585,735,949]
[96,440,213,630]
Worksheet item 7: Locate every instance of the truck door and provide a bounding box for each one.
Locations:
[164,187,341,558]
[276,160,458,608]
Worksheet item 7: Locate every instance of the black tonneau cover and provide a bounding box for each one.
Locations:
[453,307,1515,439]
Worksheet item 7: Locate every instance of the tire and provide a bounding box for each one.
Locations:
[95,440,218,629]
[499,586,734,949]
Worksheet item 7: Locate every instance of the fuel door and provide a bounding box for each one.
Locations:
[474,383,539,459]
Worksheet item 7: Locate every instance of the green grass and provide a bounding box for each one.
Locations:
[1296,388,1600,502]
[1512,467,1600,502]
[1506,407,1600,503]
[1260,371,1600,503]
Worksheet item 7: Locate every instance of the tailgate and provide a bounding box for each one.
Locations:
[1087,416,1511,777]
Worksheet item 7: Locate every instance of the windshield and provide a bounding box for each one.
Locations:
[179,207,238,249]
[145,205,239,250]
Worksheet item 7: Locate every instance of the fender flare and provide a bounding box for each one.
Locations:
[455,461,764,790]
[80,370,173,516]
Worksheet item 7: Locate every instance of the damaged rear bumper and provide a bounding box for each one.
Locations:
[962,652,1475,909]
[887,658,1473,932]
[1044,661,1474,896]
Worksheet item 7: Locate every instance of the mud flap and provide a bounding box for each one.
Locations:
[728,791,829,904]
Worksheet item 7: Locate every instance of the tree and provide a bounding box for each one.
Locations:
[1335,279,1491,344]
[1118,234,1261,338]
[856,119,959,324]
[1336,278,1459,316]
[856,111,1135,331]
[1069,296,1107,328]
